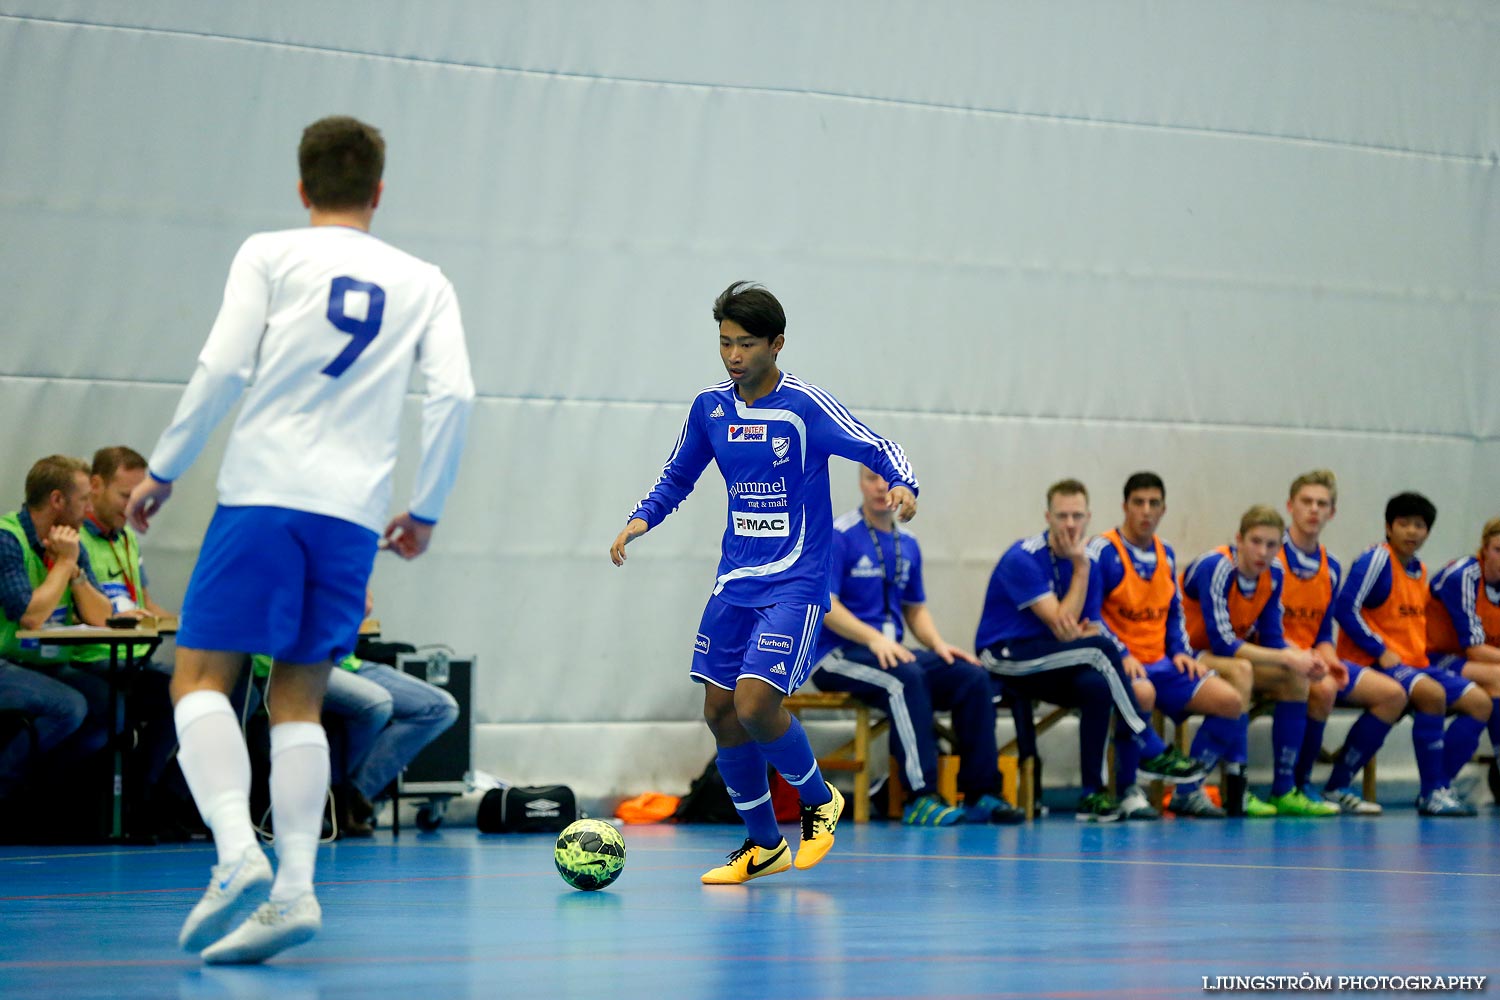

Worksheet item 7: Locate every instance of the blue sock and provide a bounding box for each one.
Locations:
[1114,723,1140,790]
[1324,712,1392,792]
[1226,714,1250,766]
[1178,715,1233,795]
[1490,699,1500,754]
[1443,715,1486,785]
[1411,712,1445,797]
[1271,702,1308,796]
[1294,717,1326,791]
[758,715,831,806]
[715,742,781,847]
[1132,725,1168,760]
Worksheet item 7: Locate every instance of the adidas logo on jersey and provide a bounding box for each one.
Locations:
[724,785,739,797]
[770,662,787,675]
[851,553,884,578]
[709,404,725,418]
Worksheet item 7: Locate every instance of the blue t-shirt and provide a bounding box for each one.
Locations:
[1087,533,1191,659]
[1430,555,1492,649]
[629,372,918,609]
[813,508,925,661]
[1334,544,1424,660]
[1279,536,1343,648]
[975,531,1102,650]
[1179,547,1286,656]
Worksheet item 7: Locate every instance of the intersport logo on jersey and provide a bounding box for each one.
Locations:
[728,424,767,442]
[733,512,790,537]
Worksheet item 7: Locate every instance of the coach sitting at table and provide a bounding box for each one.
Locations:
[0,455,113,800]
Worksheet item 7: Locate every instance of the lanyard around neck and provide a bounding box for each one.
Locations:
[863,515,902,624]
[89,518,138,601]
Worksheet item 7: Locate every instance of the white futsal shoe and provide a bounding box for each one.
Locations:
[179,846,274,952]
[202,893,322,965]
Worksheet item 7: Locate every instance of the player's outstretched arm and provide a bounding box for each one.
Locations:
[610,518,648,567]
[383,512,435,560]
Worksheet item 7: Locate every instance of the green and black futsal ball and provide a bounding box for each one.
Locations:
[554,819,626,890]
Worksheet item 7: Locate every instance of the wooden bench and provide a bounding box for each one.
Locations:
[998,702,1073,819]
[783,691,889,823]
[880,698,1073,821]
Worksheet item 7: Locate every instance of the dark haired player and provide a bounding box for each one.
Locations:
[611,281,918,883]
[1335,493,1485,816]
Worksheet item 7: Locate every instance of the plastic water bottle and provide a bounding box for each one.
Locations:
[425,650,450,687]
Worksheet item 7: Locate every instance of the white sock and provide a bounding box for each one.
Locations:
[174,690,258,867]
[268,721,330,904]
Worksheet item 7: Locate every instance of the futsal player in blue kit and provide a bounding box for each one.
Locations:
[610,281,918,883]
[126,117,475,961]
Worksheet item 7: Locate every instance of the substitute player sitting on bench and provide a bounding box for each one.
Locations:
[810,465,1023,826]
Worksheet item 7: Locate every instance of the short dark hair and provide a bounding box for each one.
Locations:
[91,445,147,483]
[1046,478,1089,507]
[1122,471,1165,502]
[25,455,89,509]
[298,116,385,210]
[1385,492,1436,530]
[712,281,785,341]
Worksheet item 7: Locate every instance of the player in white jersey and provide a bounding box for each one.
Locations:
[125,116,474,964]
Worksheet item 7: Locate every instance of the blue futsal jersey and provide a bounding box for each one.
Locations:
[975,532,1103,650]
[630,373,918,609]
[813,509,926,661]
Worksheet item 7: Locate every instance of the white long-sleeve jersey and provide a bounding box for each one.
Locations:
[148,226,475,533]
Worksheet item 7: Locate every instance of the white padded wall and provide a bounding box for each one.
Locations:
[1,1,1495,799]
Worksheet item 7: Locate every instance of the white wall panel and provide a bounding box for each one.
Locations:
[0,2,1494,800]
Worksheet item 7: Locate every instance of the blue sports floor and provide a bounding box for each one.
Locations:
[1,813,1495,1000]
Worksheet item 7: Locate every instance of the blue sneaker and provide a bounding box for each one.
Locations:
[961,793,1025,825]
[1416,787,1477,817]
[902,793,963,827]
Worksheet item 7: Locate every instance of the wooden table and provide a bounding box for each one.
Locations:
[14,622,165,839]
[15,614,379,839]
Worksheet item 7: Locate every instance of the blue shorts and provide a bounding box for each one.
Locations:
[1429,653,1467,674]
[691,594,823,695]
[1335,661,1367,701]
[1142,657,1208,721]
[179,505,378,664]
[1379,663,1474,705]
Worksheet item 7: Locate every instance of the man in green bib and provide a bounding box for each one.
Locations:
[0,455,114,800]
[76,446,181,836]
[79,447,172,622]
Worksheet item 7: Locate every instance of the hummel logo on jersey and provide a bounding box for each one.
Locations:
[728,424,767,442]
[709,404,725,419]
[770,662,788,675]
